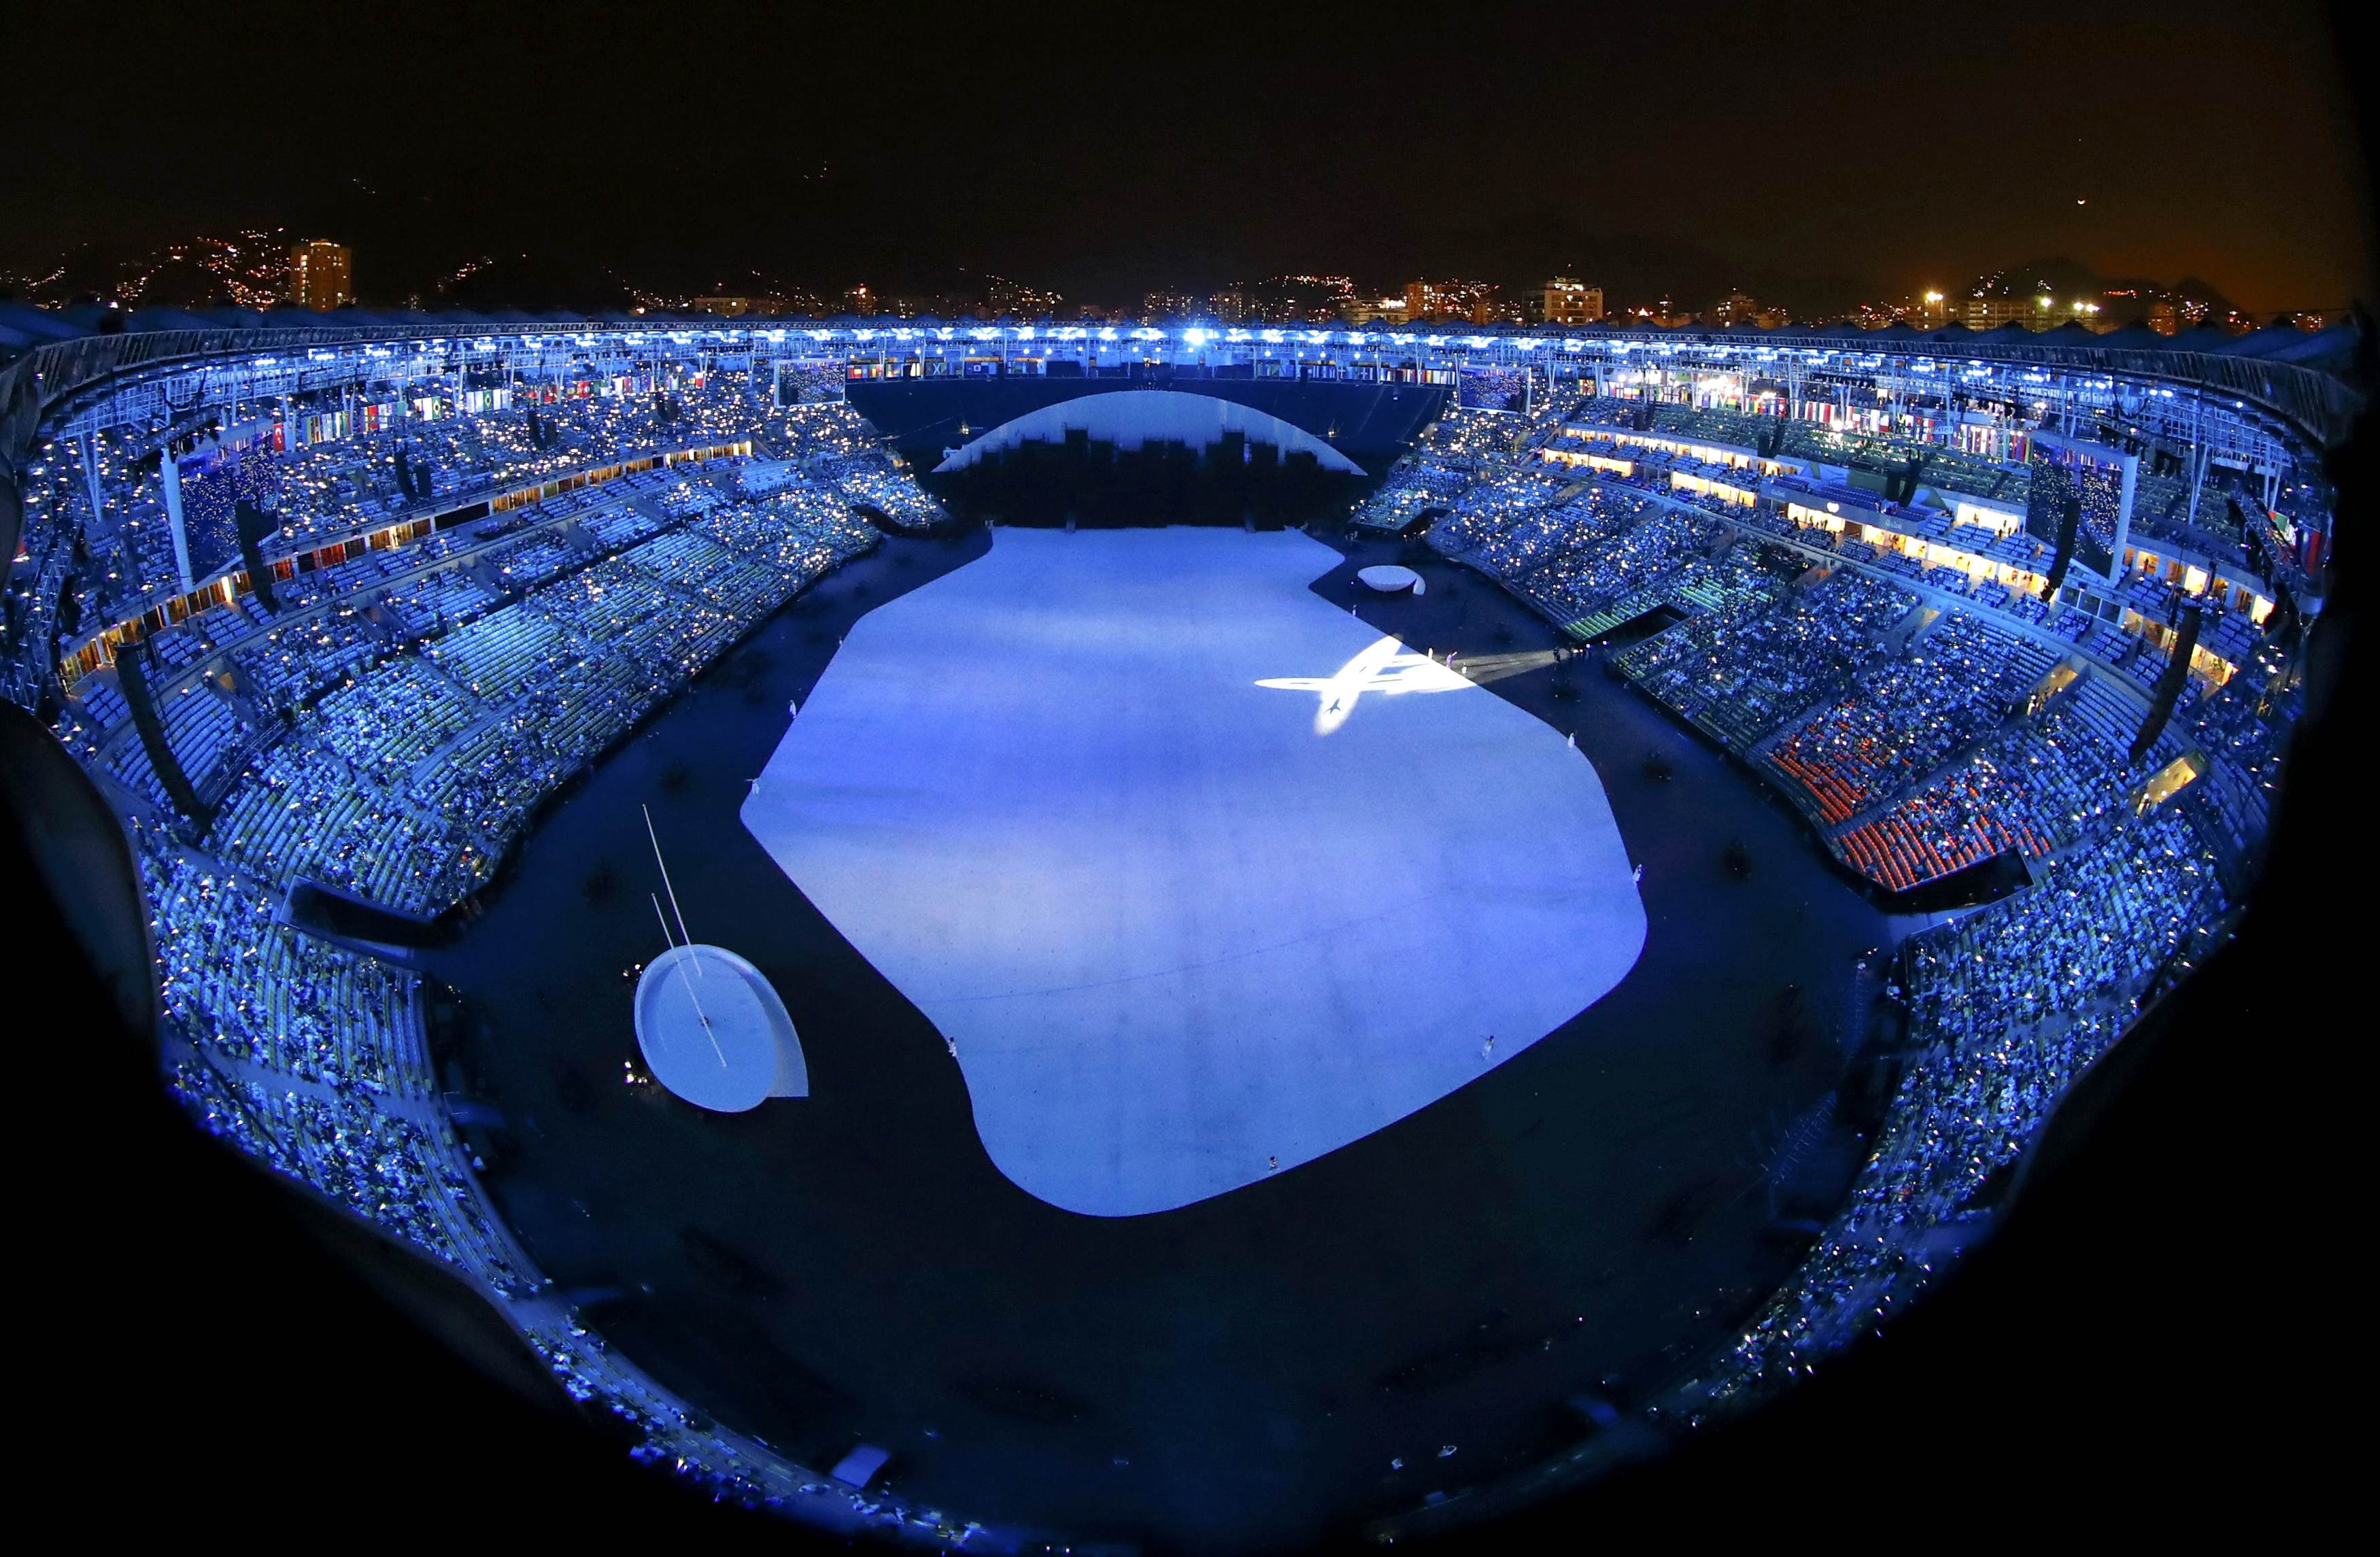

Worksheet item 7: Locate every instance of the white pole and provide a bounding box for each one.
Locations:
[653,894,726,1067]
[643,803,698,965]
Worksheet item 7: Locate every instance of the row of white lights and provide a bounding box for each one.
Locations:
[277,330,2172,367]
[199,338,2232,420]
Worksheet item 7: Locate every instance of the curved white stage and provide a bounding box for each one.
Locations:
[634,944,808,1112]
[1357,564,1424,594]
[743,528,1644,1215]
[931,390,1365,475]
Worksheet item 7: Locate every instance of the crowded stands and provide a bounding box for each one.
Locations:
[4,331,2308,1530]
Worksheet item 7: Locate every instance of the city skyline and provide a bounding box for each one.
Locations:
[5,2,2368,318]
[0,226,2332,335]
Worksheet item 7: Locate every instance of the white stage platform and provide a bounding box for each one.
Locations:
[743,528,1644,1216]
[634,944,808,1112]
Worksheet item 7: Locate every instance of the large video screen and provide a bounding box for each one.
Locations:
[1457,364,1530,413]
[2026,430,2135,583]
[176,419,281,581]
[776,360,845,407]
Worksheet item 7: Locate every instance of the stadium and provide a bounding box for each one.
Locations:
[0,303,2354,1550]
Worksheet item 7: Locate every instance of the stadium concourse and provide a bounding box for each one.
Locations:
[0,309,2332,1547]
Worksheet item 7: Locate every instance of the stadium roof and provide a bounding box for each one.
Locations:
[0,303,2363,449]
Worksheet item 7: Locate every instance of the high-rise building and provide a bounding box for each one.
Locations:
[1248,275,1355,324]
[843,283,879,317]
[986,275,1064,318]
[1540,277,1604,326]
[1339,294,1411,326]
[1404,278,1501,325]
[287,239,351,310]
[1139,290,1203,322]
[1705,290,1760,328]
[1965,294,2054,330]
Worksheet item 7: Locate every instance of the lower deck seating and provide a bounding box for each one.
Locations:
[1705,803,2228,1396]
[1765,611,2056,824]
[1616,567,1918,753]
[200,468,902,918]
[1835,682,2153,891]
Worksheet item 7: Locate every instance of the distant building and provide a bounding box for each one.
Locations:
[693,296,755,318]
[1140,290,1203,322]
[288,239,351,311]
[1540,277,1603,326]
[1917,290,1949,329]
[1248,275,1355,324]
[1339,294,1411,326]
[843,284,878,317]
[1705,289,1760,328]
[1404,278,1499,325]
[2147,300,2179,336]
[987,275,1064,318]
[1207,285,1248,324]
[1965,294,2052,330]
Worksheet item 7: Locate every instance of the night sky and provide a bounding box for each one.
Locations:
[5,0,2370,313]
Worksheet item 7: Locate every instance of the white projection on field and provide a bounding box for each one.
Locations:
[743,528,1645,1216]
[1254,633,1470,735]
